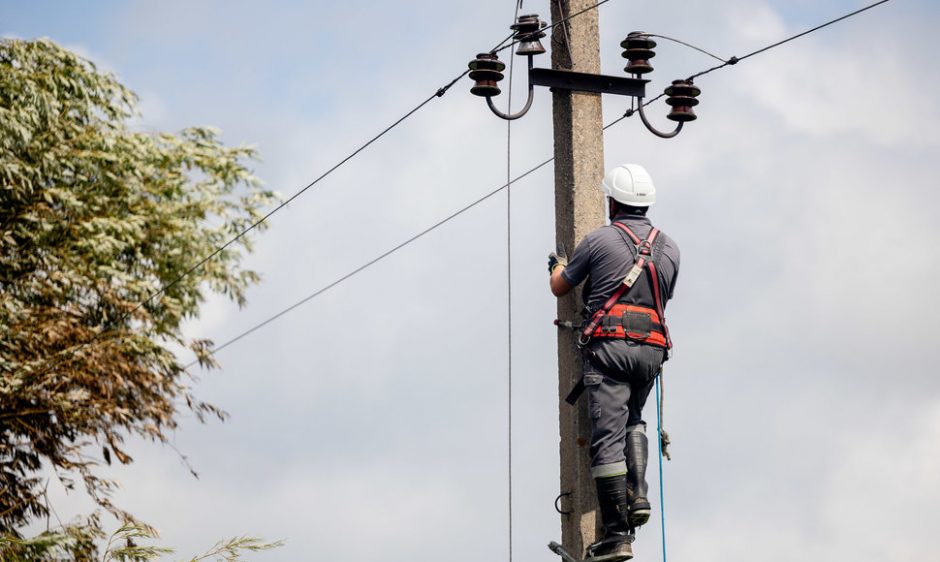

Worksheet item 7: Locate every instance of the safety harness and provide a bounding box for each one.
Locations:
[564,221,672,405]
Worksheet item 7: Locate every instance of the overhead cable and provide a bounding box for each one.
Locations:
[124,71,470,325]
[129,0,622,321]
[183,155,554,369]
[641,34,728,64]
[687,0,892,81]
[29,0,621,379]
[186,102,653,367]
[504,1,523,559]
[17,70,470,380]
[189,0,895,363]
[31,0,607,376]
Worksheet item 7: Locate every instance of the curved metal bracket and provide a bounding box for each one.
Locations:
[486,56,536,121]
[637,97,683,139]
[554,491,572,515]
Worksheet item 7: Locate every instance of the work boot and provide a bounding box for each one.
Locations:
[625,431,651,527]
[587,475,634,561]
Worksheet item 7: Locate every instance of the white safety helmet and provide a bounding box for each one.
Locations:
[601,163,656,207]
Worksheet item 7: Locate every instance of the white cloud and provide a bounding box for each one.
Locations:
[9,2,940,561]
[813,400,940,559]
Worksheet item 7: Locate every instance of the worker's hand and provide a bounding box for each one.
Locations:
[548,248,568,274]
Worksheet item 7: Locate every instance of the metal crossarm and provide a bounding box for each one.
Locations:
[529,68,647,96]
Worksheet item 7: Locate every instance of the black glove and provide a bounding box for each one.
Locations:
[548,247,568,274]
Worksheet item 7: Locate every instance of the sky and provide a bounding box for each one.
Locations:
[3,0,940,561]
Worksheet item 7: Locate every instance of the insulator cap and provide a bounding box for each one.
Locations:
[664,79,701,122]
[620,31,657,51]
[511,14,547,56]
[468,53,506,97]
[621,31,657,75]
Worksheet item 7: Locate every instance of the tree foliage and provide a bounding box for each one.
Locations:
[0,38,275,531]
[0,513,103,560]
[0,517,282,561]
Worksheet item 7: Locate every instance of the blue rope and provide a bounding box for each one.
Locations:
[654,373,668,562]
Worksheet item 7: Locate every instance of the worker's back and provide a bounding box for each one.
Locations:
[561,212,680,316]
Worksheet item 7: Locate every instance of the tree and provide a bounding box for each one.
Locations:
[0,519,282,561]
[0,38,275,533]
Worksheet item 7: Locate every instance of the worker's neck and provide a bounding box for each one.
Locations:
[611,209,648,221]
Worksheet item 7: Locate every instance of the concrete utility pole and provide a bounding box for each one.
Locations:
[550,0,606,557]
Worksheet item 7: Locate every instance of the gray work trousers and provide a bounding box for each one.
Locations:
[583,339,665,478]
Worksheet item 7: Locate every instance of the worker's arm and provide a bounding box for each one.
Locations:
[548,237,590,297]
[547,249,574,296]
[550,266,573,296]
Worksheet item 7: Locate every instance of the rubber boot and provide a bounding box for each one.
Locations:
[586,475,634,561]
[625,431,651,527]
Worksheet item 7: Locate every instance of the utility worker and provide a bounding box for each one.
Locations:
[548,163,679,561]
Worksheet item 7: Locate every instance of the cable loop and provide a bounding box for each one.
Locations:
[486,57,536,120]
[637,97,683,139]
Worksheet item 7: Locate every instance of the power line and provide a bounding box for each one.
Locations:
[187,0,894,364]
[126,71,470,325]
[183,156,555,370]
[134,0,622,321]
[152,0,610,313]
[687,0,892,81]
[504,1,522,560]
[554,0,574,64]
[186,102,652,367]
[17,70,470,380]
[739,0,891,63]
[26,0,622,379]
[642,33,728,64]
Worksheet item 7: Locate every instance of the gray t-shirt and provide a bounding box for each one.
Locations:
[561,214,680,315]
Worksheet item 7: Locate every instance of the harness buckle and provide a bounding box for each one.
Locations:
[622,262,644,287]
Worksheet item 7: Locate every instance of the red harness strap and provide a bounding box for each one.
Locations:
[579,222,671,350]
[646,259,672,349]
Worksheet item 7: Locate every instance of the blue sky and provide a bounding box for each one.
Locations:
[4,1,940,561]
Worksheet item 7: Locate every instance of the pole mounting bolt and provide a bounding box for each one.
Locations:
[621,31,657,75]
[468,52,506,97]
